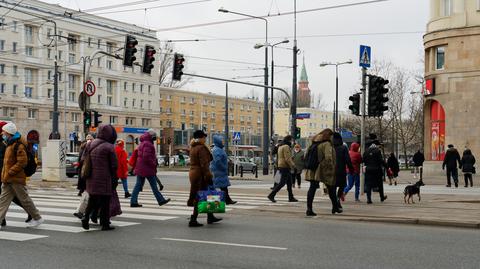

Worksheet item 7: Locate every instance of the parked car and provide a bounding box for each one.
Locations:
[66,152,79,178]
[157,155,165,166]
[229,156,257,174]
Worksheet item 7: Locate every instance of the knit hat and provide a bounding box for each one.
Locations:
[193,130,207,139]
[147,128,157,137]
[2,122,17,135]
[0,121,7,133]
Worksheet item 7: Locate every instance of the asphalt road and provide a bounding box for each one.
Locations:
[1,212,479,269]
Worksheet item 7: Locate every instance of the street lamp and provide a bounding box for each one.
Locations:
[319,60,353,131]
[220,7,270,175]
[254,39,289,141]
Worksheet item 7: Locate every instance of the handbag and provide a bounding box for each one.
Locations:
[80,141,106,179]
[274,171,281,184]
[197,189,225,214]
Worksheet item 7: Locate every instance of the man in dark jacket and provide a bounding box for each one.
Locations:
[363,137,387,204]
[333,133,353,208]
[442,144,461,188]
[412,150,425,180]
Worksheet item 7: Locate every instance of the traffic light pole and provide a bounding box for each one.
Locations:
[360,67,367,194]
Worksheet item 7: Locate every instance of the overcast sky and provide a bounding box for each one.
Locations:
[43,0,429,110]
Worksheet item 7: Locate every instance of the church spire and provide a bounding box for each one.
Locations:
[300,56,308,82]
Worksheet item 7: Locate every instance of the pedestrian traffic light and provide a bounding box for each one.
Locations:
[142,45,156,74]
[123,35,138,67]
[368,75,389,117]
[83,110,91,127]
[295,127,301,139]
[92,110,102,127]
[172,53,185,81]
[348,93,361,116]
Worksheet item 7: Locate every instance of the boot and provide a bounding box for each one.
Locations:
[25,215,32,223]
[81,217,89,230]
[1,218,6,227]
[188,215,203,227]
[101,225,115,231]
[124,192,131,198]
[207,213,222,224]
[306,209,317,216]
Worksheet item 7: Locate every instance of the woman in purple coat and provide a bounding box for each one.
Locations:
[130,130,170,207]
[81,124,118,231]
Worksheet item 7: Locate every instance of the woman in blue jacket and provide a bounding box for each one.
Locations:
[210,135,237,204]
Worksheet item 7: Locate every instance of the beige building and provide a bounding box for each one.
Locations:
[423,0,480,174]
[274,108,334,138]
[0,0,161,156]
[158,87,264,154]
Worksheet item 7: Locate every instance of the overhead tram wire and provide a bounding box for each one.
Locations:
[91,0,212,16]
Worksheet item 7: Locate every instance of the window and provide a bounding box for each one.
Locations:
[25,25,33,43]
[190,97,195,104]
[203,99,208,105]
[97,39,101,49]
[25,46,33,56]
[48,88,52,98]
[148,85,151,95]
[140,100,144,109]
[12,65,17,76]
[27,109,37,119]
[125,117,135,126]
[97,58,101,67]
[132,83,135,92]
[436,46,445,70]
[124,98,128,107]
[0,18,4,29]
[148,100,152,109]
[0,64,4,74]
[71,113,80,122]
[124,82,127,91]
[12,42,17,53]
[211,112,216,119]
[107,80,114,95]
[166,108,172,114]
[13,85,17,95]
[107,96,113,106]
[47,49,51,59]
[181,109,186,115]
[24,69,33,84]
[140,84,143,93]
[181,96,186,103]
[142,118,151,127]
[88,37,92,47]
[0,83,5,93]
[440,0,452,16]
[132,99,136,107]
[68,92,76,102]
[12,21,17,32]
[0,40,4,51]
[98,78,102,87]
[97,94,102,104]
[109,116,118,124]
[58,50,63,61]
[107,60,113,70]
[68,53,75,64]
[68,35,76,51]
[46,28,52,38]
[167,95,172,101]
[106,42,114,53]
[2,107,15,117]
[68,74,75,89]
[167,120,172,128]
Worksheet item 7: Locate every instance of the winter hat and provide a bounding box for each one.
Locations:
[147,128,157,137]
[193,130,207,139]
[448,144,454,148]
[2,122,17,135]
[0,121,7,133]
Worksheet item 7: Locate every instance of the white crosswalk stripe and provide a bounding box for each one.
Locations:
[0,188,295,242]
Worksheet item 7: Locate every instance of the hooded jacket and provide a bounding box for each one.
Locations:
[348,143,362,175]
[188,138,213,207]
[134,132,158,177]
[387,154,400,176]
[333,134,353,186]
[442,147,461,170]
[83,125,118,196]
[115,141,129,179]
[210,135,230,188]
[305,132,336,186]
[1,132,28,185]
[461,149,476,173]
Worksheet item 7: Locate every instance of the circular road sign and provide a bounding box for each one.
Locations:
[84,80,96,97]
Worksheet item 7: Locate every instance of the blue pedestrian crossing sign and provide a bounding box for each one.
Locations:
[359,45,371,68]
[233,132,241,141]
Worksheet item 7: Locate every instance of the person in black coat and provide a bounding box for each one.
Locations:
[461,149,476,187]
[442,144,461,188]
[387,153,400,186]
[333,133,353,208]
[363,138,387,204]
[412,150,425,180]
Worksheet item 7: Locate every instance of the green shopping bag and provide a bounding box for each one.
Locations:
[197,190,226,214]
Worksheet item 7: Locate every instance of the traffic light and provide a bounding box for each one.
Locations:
[83,110,92,127]
[368,75,389,117]
[123,35,138,67]
[295,127,301,139]
[348,93,361,116]
[142,45,156,74]
[172,53,185,81]
[92,110,102,127]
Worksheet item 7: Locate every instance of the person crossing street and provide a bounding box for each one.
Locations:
[210,135,236,205]
[268,135,298,203]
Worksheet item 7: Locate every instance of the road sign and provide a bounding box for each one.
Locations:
[233,132,241,141]
[296,113,311,120]
[359,45,371,68]
[69,133,76,141]
[83,80,96,96]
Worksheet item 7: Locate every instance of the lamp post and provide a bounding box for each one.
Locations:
[254,39,289,140]
[319,60,353,131]
[219,7,270,175]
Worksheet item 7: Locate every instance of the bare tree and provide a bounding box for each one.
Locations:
[311,92,327,110]
[158,42,191,88]
[274,91,290,108]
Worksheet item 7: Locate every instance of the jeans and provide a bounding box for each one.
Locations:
[131,175,166,205]
[446,167,458,186]
[344,174,360,200]
[269,168,294,199]
[121,178,129,193]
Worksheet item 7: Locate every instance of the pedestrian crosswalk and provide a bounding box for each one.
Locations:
[0,188,295,242]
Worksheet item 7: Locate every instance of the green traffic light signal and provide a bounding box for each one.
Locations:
[295,127,301,139]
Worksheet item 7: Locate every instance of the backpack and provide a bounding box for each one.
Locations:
[14,142,37,177]
[304,142,321,170]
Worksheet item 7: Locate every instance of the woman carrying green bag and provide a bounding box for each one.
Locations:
[187,130,222,227]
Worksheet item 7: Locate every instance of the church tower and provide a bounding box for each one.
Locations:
[298,57,311,108]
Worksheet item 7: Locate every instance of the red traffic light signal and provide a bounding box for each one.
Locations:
[123,35,138,67]
[173,53,185,81]
[142,45,156,74]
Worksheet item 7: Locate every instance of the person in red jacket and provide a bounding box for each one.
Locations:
[115,139,130,198]
[344,142,362,202]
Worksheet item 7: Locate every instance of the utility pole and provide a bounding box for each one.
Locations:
[225,83,229,156]
[360,67,367,194]
[51,21,60,139]
[290,0,298,138]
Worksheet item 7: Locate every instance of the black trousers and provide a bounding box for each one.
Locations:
[365,170,385,202]
[84,195,110,227]
[464,173,473,186]
[292,171,302,186]
[269,168,294,199]
[307,181,338,211]
[446,167,458,185]
[220,187,233,203]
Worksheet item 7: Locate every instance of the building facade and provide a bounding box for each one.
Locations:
[423,0,480,175]
[0,0,161,156]
[274,108,334,138]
